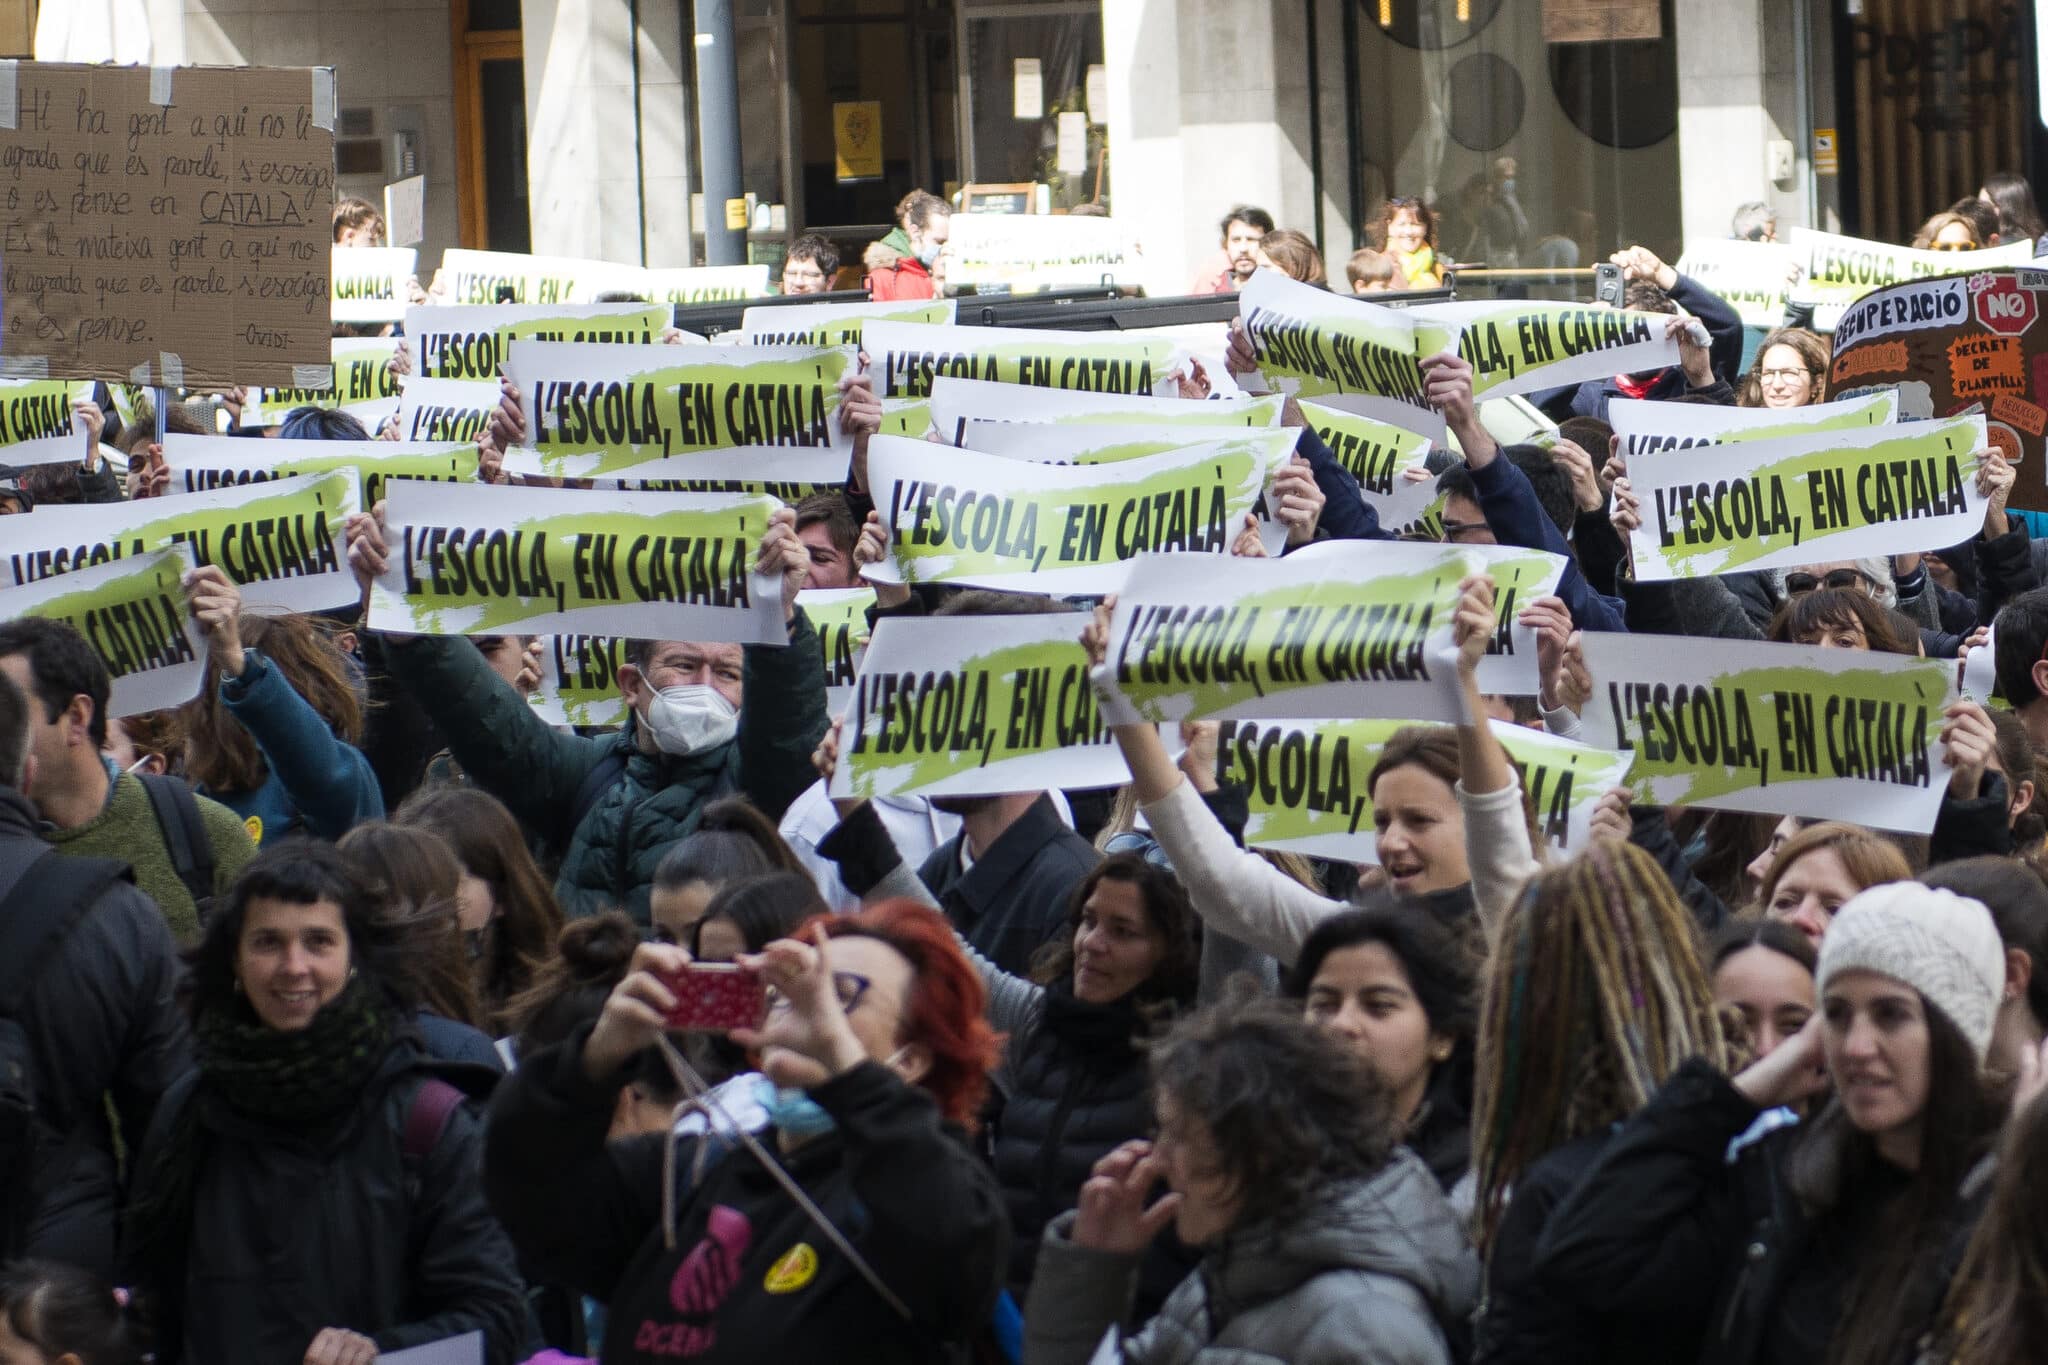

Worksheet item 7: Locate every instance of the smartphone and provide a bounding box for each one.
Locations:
[659,963,767,1032]
[1594,262,1624,307]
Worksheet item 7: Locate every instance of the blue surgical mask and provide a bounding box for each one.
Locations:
[754,1074,837,1139]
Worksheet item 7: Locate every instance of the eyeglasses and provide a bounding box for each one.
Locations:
[781,267,827,284]
[1785,568,1873,595]
[1102,831,1173,870]
[1757,367,1815,385]
[1439,520,1492,544]
[765,970,871,1016]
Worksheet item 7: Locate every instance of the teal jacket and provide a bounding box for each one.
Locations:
[383,612,828,922]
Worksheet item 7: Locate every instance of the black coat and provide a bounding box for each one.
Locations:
[137,1038,527,1365]
[0,789,189,1278]
[1533,1060,1984,1365]
[917,793,1098,977]
[486,1026,1009,1365]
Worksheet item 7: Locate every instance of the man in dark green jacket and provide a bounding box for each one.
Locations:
[359,506,827,923]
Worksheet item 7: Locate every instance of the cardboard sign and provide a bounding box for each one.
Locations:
[0,62,337,389]
[1828,268,2048,513]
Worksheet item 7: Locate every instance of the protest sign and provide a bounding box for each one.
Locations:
[1404,299,1679,403]
[2,471,359,612]
[1626,415,1987,581]
[957,420,1290,466]
[406,302,670,382]
[863,321,1191,402]
[383,175,425,247]
[436,248,611,305]
[396,376,498,445]
[0,63,336,389]
[1787,228,2034,331]
[795,586,876,714]
[1297,397,1437,527]
[830,613,1132,800]
[1579,632,1956,832]
[368,481,786,641]
[942,214,1142,293]
[331,247,416,324]
[528,634,630,729]
[240,335,402,429]
[0,546,206,717]
[1960,626,2001,710]
[1609,390,1898,459]
[499,341,857,481]
[737,298,955,347]
[1093,542,1480,724]
[1826,268,2048,513]
[1675,239,1799,329]
[1238,269,1434,411]
[0,379,95,466]
[864,433,1291,595]
[160,433,473,507]
[1217,717,1634,861]
[639,265,772,305]
[928,376,1283,443]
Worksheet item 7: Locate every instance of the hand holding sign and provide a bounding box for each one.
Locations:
[1453,574,1497,678]
[1942,699,1998,800]
[1977,447,2014,538]
[1664,313,1715,389]
[303,1326,380,1365]
[1271,458,1325,547]
[1551,439,1604,514]
[758,507,810,624]
[853,511,911,608]
[183,567,247,679]
[1586,786,1633,843]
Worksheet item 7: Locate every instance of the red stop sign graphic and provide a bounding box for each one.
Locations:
[1975,277,2039,337]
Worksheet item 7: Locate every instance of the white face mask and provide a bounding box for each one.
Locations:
[641,683,738,756]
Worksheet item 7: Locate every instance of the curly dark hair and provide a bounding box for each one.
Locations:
[1028,853,1202,1007]
[1147,989,1397,1226]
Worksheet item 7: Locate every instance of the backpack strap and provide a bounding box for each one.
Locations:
[568,750,629,832]
[0,851,125,1015]
[137,774,216,913]
[402,1077,467,1168]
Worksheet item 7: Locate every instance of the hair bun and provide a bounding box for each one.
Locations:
[556,911,641,982]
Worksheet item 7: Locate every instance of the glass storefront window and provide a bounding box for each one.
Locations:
[1347,0,1681,299]
[961,1,1108,211]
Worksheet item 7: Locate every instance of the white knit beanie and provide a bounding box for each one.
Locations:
[1816,883,2006,1061]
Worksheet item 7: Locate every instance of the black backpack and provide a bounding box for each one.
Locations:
[136,773,217,923]
[0,849,128,1261]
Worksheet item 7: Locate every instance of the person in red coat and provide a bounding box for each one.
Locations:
[864,189,951,301]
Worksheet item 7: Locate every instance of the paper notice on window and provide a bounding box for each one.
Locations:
[1056,111,1088,176]
[1014,58,1043,119]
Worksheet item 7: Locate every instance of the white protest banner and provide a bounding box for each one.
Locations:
[1626,415,1987,581]
[928,376,1284,442]
[1217,717,1634,861]
[639,265,773,305]
[864,321,1194,402]
[1405,298,1679,403]
[529,635,631,729]
[1609,390,1899,458]
[1579,631,1956,832]
[1676,239,1800,329]
[0,380,95,467]
[1238,269,1435,412]
[1,472,360,613]
[864,433,1292,595]
[332,247,417,324]
[0,547,206,717]
[160,433,474,509]
[796,585,877,716]
[1093,542,1480,724]
[369,480,786,642]
[1788,228,2036,330]
[437,248,616,305]
[738,298,956,347]
[500,341,858,481]
[1297,398,1437,525]
[958,420,1285,466]
[397,377,500,445]
[830,613,1131,800]
[943,214,1142,293]
[1961,625,1998,707]
[241,336,404,429]
[407,303,671,382]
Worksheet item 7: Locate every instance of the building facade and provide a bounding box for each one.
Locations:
[11,0,2043,297]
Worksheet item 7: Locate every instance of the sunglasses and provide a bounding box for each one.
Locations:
[1102,831,1173,869]
[1785,568,1873,595]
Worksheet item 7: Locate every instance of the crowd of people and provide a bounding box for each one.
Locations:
[8,163,2048,1365]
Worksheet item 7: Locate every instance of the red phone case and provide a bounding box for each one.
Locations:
[661,964,766,1031]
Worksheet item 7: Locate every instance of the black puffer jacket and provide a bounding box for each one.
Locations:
[136,1039,527,1364]
[1,790,190,1278]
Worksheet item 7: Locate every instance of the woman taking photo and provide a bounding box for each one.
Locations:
[485,899,1009,1365]
[1022,997,1478,1363]
[125,842,526,1365]
[1287,908,1478,1196]
[1535,882,2008,1365]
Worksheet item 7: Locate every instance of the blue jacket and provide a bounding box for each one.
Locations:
[1468,451,1629,633]
[214,648,385,844]
[1532,274,1746,424]
[1291,426,1390,542]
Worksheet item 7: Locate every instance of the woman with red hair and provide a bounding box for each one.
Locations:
[483,899,1008,1364]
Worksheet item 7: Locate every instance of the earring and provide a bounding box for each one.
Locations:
[233,976,244,994]
[348,965,359,981]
